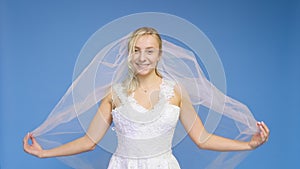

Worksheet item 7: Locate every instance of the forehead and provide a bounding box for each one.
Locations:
[134,35,159,49]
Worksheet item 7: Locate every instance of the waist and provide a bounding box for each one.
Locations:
[114,130,174,159]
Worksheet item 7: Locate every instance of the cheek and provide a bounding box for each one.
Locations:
[129,53,160,64]
[130,54,140,62]
[152,55,160,64]
[149,54,160,62]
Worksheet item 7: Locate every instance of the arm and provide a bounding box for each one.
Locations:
[23,92,113,158]
[174,87,269,151]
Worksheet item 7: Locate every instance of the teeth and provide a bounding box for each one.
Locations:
[137,64,149,66]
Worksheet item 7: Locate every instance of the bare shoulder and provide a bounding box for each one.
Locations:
[173,83,182,98]
[103,89,113,102]
[170,83,182,107]
[99,87,115,109]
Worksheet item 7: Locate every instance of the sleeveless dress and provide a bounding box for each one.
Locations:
[107,79,181,169]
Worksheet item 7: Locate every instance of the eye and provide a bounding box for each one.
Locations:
[134,49,140,54]
[146,50,154,55]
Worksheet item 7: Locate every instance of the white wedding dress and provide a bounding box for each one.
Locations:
[107,79,181,169]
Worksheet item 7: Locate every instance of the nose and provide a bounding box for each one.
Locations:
[137,51,146,62]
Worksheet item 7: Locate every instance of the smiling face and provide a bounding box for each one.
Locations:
[130,34,161,76]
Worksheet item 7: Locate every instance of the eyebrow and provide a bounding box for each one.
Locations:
[134,46,155,49]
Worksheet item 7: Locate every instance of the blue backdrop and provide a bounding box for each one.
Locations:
[1,0,299,168]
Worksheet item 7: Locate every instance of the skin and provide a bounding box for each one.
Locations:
[23,34,270,158]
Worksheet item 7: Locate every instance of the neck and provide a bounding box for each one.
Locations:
[136,72,162,88]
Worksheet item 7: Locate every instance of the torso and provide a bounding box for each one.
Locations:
[107,79,181,169]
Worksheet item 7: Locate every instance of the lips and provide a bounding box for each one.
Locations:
[136,63,150,69]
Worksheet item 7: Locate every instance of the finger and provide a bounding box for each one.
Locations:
[23,133,30,146]
[23,133,31,152]
[256,121,261,128]
[259,125,268,142]
[261,121,270,135]
[30,133,39,141]
[31,135,37,144]
[257,122,268,137]
[259,131,266,143]
[259,121,269,135]
[256,122,264,132]
[259,124,267,136]
[23,133,28,143]
[260,123,270,139]
[256,122,264,135]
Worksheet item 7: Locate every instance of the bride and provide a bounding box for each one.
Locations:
[23,27,269,169]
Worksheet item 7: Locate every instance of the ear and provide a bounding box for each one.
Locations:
[157,50,162,61]
[156,57,161,64]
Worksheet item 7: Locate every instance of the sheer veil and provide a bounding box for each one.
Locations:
[32,30,258,169]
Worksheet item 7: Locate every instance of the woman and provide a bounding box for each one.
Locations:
[23,27,269,168]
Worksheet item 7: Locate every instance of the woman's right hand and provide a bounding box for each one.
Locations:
[23,133,44,158]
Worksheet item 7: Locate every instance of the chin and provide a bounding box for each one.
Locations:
[135,68,155,76]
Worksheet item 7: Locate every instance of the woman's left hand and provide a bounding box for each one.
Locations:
[249,121,270,149]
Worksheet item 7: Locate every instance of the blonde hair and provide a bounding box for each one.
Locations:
[125,27,162,93]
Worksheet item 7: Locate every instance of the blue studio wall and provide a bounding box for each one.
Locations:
[1,0,299,169]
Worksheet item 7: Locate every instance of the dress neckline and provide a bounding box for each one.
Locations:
[129,78,165,112]
[112,78,180,124]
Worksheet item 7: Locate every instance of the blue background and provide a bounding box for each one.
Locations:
[1,0,299,168]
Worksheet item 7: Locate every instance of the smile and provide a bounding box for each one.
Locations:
[136,63,150,68]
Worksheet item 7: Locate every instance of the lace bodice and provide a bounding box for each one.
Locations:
[109,79,181,166]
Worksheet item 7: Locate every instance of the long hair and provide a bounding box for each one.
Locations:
[125,27,162,93]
